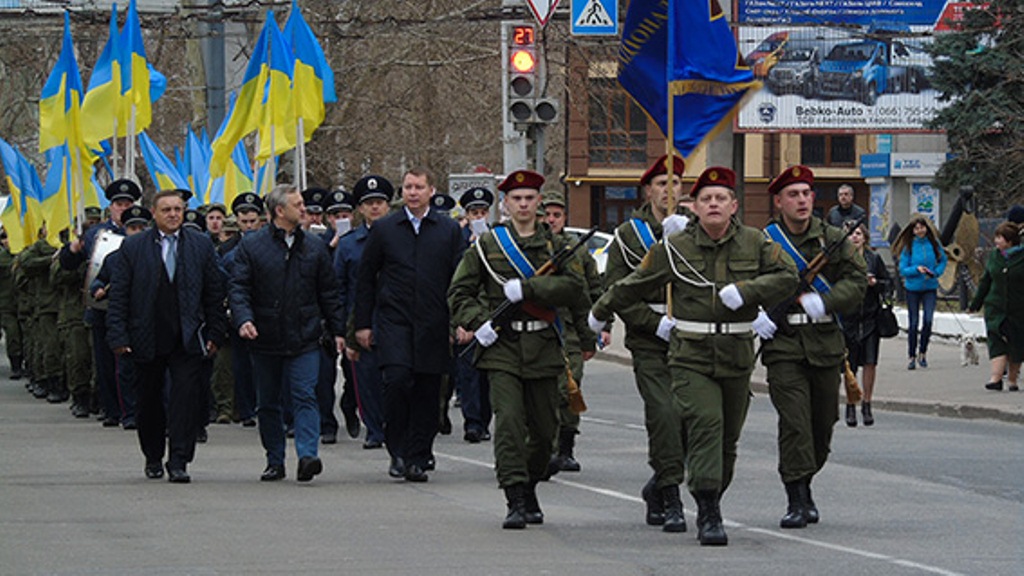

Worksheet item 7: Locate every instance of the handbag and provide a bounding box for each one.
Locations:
[877,300,899,339]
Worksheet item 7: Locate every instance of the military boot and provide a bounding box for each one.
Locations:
[661,485,687,533]
[523,481,544,525]
[780,480,808,529]
[556,429,581,472]
[693,490,727,546]
[641,475,665,526]
[502,484,528,530]
[46,377,69,404]
[30,379,49,399]
[803,478,819,524]
[9,356,24,380]
[70,392,90,418]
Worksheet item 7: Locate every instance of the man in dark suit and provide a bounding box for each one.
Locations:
[107,189,227,483]
[354,167,466,482]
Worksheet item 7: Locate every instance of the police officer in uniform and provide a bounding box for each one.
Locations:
[598,154,691,531]
[591,166,798,545]
[540,190,600,474]
[448,169,586,529]
[302,188,328,231]
[759,165,867,529]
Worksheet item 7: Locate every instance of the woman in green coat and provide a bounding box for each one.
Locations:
[969,221,1024,391]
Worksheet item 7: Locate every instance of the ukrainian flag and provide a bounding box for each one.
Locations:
[82,4,124,149]
[138,131,190,197]
[119,0,153,133]
[210,18,272,177]
[184,129,211,203]
[0,138,42,253]
[618,0,759,157]
[255,13,297,163]
[208,142,254,209]
[284,0,336,141]
[41,145,75,247]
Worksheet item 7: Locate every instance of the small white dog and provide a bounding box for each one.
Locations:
[960,334,980,366]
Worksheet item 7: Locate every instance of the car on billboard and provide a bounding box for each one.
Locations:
[817,39,930,105]
[745,30,788,78]
[765,41,829,97]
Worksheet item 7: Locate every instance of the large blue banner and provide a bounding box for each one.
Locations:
[737,0,953,27]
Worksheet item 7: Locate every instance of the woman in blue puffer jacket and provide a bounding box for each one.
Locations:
[893,215,947,370]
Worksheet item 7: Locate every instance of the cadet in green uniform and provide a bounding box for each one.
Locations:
[759,165,867,529]
[592,166,798,546]
[19,232,62,401]
[448,169,585,530]
[540,190,599,474]
[598,154,692,532]
[0,231,25,379]
[52,245,91,412]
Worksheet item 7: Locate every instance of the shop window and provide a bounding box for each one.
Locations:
[801,135,855,167]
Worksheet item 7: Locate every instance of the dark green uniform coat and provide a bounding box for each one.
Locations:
[970,246,1024,362]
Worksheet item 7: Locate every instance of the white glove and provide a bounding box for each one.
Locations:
[752,309,777,340]
[718,283,744,311]
[503,279,524,303]
[799,292,827,320]
[474,321,499,347]
[661,214,690,238]
[587,311,607,335]
[656,315,676,342]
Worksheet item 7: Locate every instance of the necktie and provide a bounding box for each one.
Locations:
[164,235,176,281]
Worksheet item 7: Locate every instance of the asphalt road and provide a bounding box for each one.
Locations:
[1,358,1022,576]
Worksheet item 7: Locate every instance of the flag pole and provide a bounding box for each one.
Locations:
[112,117,119,179]
[128,103,136,181]
[296,118,306,191]
[72,145,86,236]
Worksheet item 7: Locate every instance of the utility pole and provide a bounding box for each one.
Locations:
[203,0,225,132]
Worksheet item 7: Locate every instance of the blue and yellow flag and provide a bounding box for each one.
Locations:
[0,138,42,253]
[618,0,759,157]
[284,0,336,141]
[82,4,125,149]
[256,13,297,162]
[208,141,254,209]
[138,131,190,196]
[41,145,77,246]
[119,0,154,134]
[184,128,211,204]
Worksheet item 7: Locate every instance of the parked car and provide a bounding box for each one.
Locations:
[565,226,613,275]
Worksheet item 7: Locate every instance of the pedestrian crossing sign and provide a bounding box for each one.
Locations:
[571,0,617,36]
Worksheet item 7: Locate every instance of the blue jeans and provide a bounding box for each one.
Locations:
[253,349,320,467]
[906,289,936,358]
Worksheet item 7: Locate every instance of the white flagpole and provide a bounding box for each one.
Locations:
[296,118,306,190]
[112,117,119,179]
[128,103,136,181]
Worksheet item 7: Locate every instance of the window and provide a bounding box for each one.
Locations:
[801,135,855,167]
[589,79,648,166]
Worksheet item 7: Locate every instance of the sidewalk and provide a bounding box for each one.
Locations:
[596,309,1024,426]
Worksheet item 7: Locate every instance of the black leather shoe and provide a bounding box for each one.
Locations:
[320,432,338,445]
[388,456,405,478]
[297,456,323,482]
[464,429,482,443]
[343,409,360,438]
[439,413,452,435]
[241,417,257,427]
[480,430,491,441]
[362,439,383,449]
[166,465,190,484]
[845,404,857,427]
[144,462,163,479]
[102,416,120,427]
[985,380,1004,391]
[404,464,428,483]
[260,464,286,481]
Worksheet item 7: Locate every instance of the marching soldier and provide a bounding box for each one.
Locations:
[759,165,867,529]
[540,190,600,474]
[52,238,91,414]
[595,154,691,532]
[0,230,25,379]
[591,166,798,545]
[448,169,585,529]
[19,229,62,402]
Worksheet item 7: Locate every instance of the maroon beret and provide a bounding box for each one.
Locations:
[767,165,814,195]
[640,154,685,186]
[690,166,736,197]
[498,170,545,193]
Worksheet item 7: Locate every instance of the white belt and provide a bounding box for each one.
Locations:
[508,320,551,332]
[786,314,834,325]
[674,320,753,335]
[647,303,667,314]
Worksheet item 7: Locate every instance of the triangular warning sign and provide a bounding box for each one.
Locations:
[574,0,613,27]
[526,0,560,27]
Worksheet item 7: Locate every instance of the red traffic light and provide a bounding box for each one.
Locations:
[511,48,536,74]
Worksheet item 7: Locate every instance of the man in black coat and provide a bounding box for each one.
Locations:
[354,168,466,482]
[229,184,346,483]
[107,189,227,483]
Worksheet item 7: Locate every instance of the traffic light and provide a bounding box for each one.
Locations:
[506,23,559,125]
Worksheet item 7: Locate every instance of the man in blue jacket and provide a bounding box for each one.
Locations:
[354,168,466,482]
[229,185,346,483]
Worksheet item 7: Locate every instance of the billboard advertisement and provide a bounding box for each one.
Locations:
[735,1,963,132]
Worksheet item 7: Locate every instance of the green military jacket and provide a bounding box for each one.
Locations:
[603,203,670,353]
[969,246,1024,346]
[0,247,15,313]
[448,223,585,379]
[555,230,600,354]
[50,256,86,326]
[594,219,798,377]
[760,217,867,367]
[18,240,60,314]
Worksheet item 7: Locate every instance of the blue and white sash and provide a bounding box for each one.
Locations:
[630,218,657,253]
[764,223,832,294]
[492,226,536,279]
